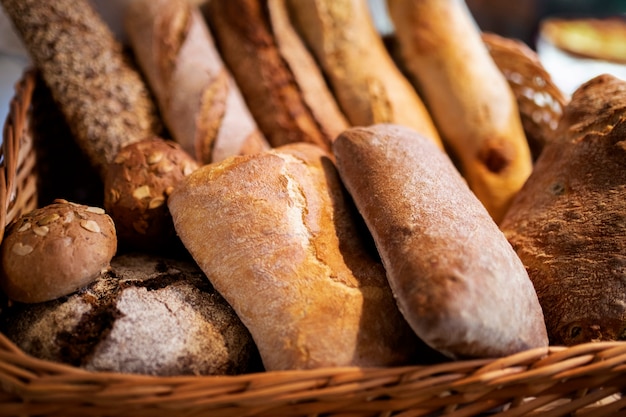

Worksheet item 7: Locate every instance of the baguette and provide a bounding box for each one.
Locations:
[168,142,435,370]
[285,0,442,148]
[0,0,162,178]
[333,124,548,359]
[387,0,532,223]
[124,0,269,164]
[204,0,349,152]
[500,74,626,345]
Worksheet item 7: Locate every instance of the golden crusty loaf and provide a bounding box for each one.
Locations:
[387,0,532,223]
[285,0,442,148]
[204,0,348,152]
[0,200,117,304]
[168,142,434,371]
[124,0,269,164]
[500,74,626,346]
[0,0,162,178]
[333,124,548,359]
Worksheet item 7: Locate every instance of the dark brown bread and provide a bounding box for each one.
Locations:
[204,0,348,152]
[168,142,436,371]
[500,74,626,346]
[1,252,262,376]
[125,0,269,164]
[333,124,548,359]
[0,0,163,178]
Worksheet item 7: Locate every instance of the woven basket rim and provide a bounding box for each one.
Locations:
[0,59,625,416]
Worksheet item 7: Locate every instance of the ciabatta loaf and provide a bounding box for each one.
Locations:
[168,142,434,370]
[333,124,548,359]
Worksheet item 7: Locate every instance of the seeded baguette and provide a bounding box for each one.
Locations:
[333,124,548,359]
[168,142,432,371]
[0,200,117,303]
[204,0,349,152]
[285,0,442,148]
[387,0,532,223]
[125,0,269,164]
[0,0,163,178]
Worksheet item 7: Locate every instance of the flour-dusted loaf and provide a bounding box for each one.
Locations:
[0,0,162,178]
[0,200,117,304]
[168,142,437,371]
[125,0,269,164]
[286,0,442,148]
[204,0,349,152]
[1,252,262,376]
[387,0,532,223]
[500,74,626,346]
[333,124,548,359]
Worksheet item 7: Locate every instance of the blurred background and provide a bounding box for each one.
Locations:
[1,0,626,133]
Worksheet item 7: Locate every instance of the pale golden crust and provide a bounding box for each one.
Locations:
[501,74,626,345]
[168,142,429,371]
[0,0,163,178]
[0,200,117,303]
[333,124,547,359]
[125,0,268,164]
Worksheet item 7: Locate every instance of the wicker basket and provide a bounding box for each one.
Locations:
[1,40,625,417]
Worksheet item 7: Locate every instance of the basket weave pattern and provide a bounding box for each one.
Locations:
[0,46,625,416]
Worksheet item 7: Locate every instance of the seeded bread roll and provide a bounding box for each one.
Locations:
[333,124,548,359]
[387,0,532,223]
[0,200,117,303]
[125,0,269,164]
[103,137,198,252]
[0,0,163,178]
[1,252,262,376]
[168,142,435,371]
[285,0,442,148]
[204,0,349,152]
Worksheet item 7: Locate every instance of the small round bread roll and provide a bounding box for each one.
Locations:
[0,199,117,303]
[104,137,199,252]
[1,252,262,376]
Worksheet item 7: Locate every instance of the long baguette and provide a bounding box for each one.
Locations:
[0,0,163,178]
[124,0,269,164]
[204,0,349,152]
[387,0,532,223]
[286,0,442,148]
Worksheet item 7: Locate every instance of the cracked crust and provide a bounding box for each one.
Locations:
[168,142,435,371]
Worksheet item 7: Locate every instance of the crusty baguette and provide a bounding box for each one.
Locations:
[333,124,548,359]
[285,0,442,148]
[0,0,162,178]
[124,0,269,164]
[387,0,532,223]
[204,0,349,152]
[168,142,434,371]
[500,74,626,346]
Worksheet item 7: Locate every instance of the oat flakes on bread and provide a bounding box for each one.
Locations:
[0,200,117,303]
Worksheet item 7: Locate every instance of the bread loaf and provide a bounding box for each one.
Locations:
[333,124,548,359]
[124,0,269,164]
[0,200,117,304]
[500,74,626,346]
[204,0,349,152]
[168,142,436,371]
[1,252,262,376]
[0,0,163,178]
[285,0,442,148]
[387,0,532,223]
